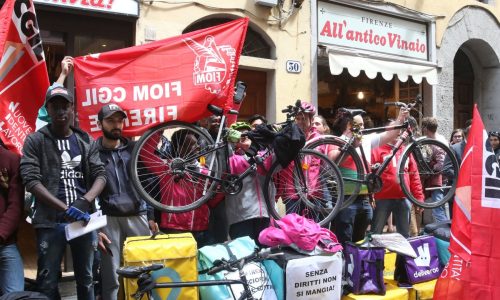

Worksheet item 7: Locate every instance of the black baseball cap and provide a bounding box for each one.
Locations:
[44,86,74,106]
[98,104,127,121]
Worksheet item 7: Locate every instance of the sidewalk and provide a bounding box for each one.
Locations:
[60,280,77,300]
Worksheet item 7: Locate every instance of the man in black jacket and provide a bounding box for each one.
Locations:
[95,104,157,300]
[20,87,107,300]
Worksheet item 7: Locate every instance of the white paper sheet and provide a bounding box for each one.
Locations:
[65,211,107,241]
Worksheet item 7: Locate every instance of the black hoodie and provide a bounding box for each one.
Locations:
[96,137,153,219]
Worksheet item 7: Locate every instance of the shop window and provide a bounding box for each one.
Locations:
[74,36,127,57]
[317,65,395,127]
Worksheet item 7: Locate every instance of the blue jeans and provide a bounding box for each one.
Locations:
[371,199,411,238]
[0,244,24,295]
[431,190,448,223]
[36,224,97,300]
[333,196,373,245]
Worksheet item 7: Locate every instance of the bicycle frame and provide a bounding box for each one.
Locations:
[138,277,253,300]
[343,121,413,193]
[195,105,307,196]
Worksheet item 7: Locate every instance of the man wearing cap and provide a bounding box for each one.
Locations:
[20,86,107,300]
[94,104,157,300]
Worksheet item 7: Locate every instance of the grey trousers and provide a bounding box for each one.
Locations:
[100,214,151,300]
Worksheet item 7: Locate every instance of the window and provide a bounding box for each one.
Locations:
[183,18,272,59]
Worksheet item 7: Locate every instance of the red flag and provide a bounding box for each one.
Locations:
[74,18,248,138]
[0,0,49,154]
[434,105,500,299]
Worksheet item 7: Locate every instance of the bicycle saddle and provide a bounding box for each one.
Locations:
[340,108,365,117]
[116,264,163,278]
[207,104,239,116]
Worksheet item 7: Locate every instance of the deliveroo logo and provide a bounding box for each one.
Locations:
[414,243,431,267]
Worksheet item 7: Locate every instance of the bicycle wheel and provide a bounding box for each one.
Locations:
[264,149,344,226]
[130,121,222,212]
[398,138,459,208]
[306,135,364,209]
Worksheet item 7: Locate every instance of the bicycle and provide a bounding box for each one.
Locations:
[116,246,283,300]
[129,99,344,226]
[305,98,459,209]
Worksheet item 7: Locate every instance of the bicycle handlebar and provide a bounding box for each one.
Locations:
[281,100,302,117]
[384,95,422,111]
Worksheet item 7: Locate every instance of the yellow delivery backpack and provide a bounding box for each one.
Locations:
[122,233,198,300]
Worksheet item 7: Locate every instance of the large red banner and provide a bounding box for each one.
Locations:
[0,0,49,154]
[74,18,248,138]
[434,106,500,299]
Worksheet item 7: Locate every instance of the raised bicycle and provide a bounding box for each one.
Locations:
[305,98,459,209]
[117,246,282,300]
[129,99,344,226]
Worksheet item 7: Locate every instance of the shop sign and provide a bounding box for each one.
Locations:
[318,2,428,60]
[33,0,139,17]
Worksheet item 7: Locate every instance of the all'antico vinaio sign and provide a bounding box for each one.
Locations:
[318,2,428,60]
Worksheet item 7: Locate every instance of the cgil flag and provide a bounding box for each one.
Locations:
[0,0,49,154]
[434,105,500,299]
[74,18,249,138]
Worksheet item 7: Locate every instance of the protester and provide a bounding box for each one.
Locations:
[20,86,106,300]
[312,115,331,135]
[489,131,500,162]
[294,102,318,140]
[0,141,24,295]
[371,134,425,238]
[94,104,158,300]
[248,114,268,129]
[225,122,272,244]
[421,117,448,223]
[449,128,465,146]
[443,126,470,220]
[200,115,229,243]
[328,107,409,245]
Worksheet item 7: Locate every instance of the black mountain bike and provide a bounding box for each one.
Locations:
[306,99,459,209]
[117,247,282,300]
[129,100,344,226]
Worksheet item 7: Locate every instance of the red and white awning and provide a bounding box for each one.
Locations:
[328,47,438,85]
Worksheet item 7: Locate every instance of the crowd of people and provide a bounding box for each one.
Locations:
[1,57,500,300]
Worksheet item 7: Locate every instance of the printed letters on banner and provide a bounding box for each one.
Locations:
[74,18,248,138]
[0,0,49,154]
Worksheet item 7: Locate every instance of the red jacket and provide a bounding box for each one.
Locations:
[371,144,424,202]
[0,146,24,245]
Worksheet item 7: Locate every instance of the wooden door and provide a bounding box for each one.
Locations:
[236,69,267,121]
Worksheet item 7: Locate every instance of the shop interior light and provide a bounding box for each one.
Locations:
[101,44,107,48]
[357,91,365,100]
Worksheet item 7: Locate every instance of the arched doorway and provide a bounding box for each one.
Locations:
[183,18,273,121]
[453,49,474,129]
[437,7,500,133]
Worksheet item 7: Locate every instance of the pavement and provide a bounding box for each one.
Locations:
[60,280,77,300]
[25,277,78,300]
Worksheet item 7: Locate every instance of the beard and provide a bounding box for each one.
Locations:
[103,128,122,140]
